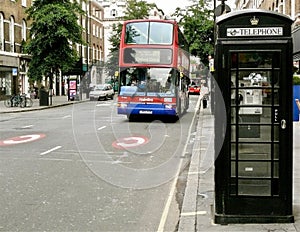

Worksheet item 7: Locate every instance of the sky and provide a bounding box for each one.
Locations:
[146,0,236,16]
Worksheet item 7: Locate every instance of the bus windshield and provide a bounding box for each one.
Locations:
[125,22,173,45]
[119,67,177,97]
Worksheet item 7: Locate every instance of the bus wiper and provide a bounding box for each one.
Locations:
[130,92,137,97]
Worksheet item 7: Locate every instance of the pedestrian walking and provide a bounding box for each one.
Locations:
[200,83,209,108]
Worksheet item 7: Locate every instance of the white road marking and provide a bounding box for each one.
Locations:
[40,146,62,156]
[157,96,201,232]
[22,125,33,129]
[96,103,111,107]
[116,137,145,148]
[181,211,207,216]
[62,115,71,119]
[2,134,43,145]
[97,126,106,131]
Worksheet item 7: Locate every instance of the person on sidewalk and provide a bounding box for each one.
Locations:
[200,83,209,108]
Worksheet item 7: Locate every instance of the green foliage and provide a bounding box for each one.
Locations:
[123,0,155,21]
[293,75,300,85]
[105,24,122,78]
[174,0,214,66]
[25,0,85,83]
[105,0,154,77]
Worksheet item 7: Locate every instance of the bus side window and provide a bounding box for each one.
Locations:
[175,72,180,86]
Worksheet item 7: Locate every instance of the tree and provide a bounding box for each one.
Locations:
[105,0,155,77]
[25,0,85,86]
[105,23,123,78]
[174,0,214,66]
[122,0,155,21]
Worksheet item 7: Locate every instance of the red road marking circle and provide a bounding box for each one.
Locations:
[0,134,46,146]
[112,136,149,149]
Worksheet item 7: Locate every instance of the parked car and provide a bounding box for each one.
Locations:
[89,84,114,101]
[188,85,201,95]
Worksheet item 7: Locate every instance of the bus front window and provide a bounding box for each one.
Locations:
[125,22,173,45]
[119,68,176,96]
[149,22,173,45]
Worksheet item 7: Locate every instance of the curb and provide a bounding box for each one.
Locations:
[0,99,87,114]
[178,97,206,232]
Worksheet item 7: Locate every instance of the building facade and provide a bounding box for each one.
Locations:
[0,0,105,98]
[0,0,31,99]
[234,0,300,22]
[234,0,300,67]
[95,0,126,83]
[76,0,105,88]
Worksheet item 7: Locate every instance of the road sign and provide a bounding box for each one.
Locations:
[112,136,149,149]
[0,134,46,146]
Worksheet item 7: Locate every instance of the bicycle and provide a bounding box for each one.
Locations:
[4,95,21,107]
[4,94,33,108]
[24,96,33,107]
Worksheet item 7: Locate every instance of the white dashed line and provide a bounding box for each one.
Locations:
[22,125,33,128]
[97,126,106,131]
[40,146,62,156]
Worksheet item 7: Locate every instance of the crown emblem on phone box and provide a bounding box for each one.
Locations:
[250,16,259,25]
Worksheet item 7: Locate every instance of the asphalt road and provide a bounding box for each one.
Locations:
[0,96,200,231]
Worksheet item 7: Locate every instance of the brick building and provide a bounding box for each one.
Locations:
[0,0,31,98]
[0,0,105,98]
[234,0,300,19]
[234,0,300,67]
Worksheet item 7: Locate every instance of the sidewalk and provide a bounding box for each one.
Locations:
[178,104,300,231]
[0,94,88,114]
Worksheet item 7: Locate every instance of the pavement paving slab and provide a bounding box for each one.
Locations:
[179,102,300,232]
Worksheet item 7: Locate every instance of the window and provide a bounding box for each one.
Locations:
[99,27,103,39]
[22,20,27,41]
[278,0,284,14]
[9,16,15,52]
[125,22,173,45]
[93,44,96,60]
[82,18,86,29]
[0,13,3,51]
[111,9,117,17]
[97,45,100,60]
[100,46,103,61]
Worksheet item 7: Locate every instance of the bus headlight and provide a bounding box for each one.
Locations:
[117,103,128,108]
[165,104,174,109]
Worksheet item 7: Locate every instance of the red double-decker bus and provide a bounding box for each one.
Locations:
[117,19,190,121]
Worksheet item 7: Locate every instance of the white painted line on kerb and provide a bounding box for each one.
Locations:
[97,126,106,131]
[157,96,201,232]
[40,146,62,156]
[22,125,33,129]
[181,211,207,216]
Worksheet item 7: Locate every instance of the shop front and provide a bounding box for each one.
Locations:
[0,53,31,99]
[0,54,18,99]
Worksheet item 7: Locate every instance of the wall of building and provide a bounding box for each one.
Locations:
[1,0,106,98]
[233,0,300,64]
[0,0,31,98]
